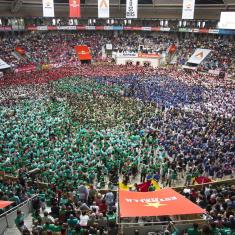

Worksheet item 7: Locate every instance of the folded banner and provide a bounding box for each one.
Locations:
[69,0,80,18]
[182,0,195,20]
[98,0,109,18]
[126,0,138,19]
[42,0,55,17]
[0,59,10,69]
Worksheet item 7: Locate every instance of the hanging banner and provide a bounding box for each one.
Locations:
[187,48,211,64]
[182,0,195,20]
[98,0,109,18]
[69,0,81,18]
[42,0,55,17]
[126,0,138,19]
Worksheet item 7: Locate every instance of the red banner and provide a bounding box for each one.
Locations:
[15,47,25,55]
[0,201,13,209]
[15,65,36,73]
[69,0,81,18]
[119,188,205,217]
[74,45,91,60]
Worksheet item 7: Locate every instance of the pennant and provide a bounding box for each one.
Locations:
[126,0,138,19]
[42,0,54,17]
[98,0,109,18]
[182,0,195,20]
[69,0,80,18]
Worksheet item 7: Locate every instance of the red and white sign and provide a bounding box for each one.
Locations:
[138,53,160,58]
[15,65,36,73]
[69,0,80,18]
[119,188,205,217]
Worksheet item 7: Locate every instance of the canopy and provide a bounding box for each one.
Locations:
[0,201,13,209]
[119,188,205,218]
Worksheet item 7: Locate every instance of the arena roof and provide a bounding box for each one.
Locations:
[0,0,235,19]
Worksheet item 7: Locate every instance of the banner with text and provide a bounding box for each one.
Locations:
[182,0,195,20]
[42,0,54,17]
[98,0,109,18]
[126,0,138,19]
[69,0,80,18]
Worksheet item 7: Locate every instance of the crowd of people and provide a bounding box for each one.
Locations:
[0,63,234,234]
[0,30,235,234]
[1,31,235,74]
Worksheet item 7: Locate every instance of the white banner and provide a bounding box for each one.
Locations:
[182,0,195,20]
[126,0,138,19]
[42,0,54,17]
[187,49,211,65]
[0,59,10,69]
[98,0,109,18]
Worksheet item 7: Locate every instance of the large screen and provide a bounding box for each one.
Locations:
[218,12,235,29]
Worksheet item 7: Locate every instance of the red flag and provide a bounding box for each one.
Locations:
[69,0,80,18]
[195,176,212,184]
[136,180,151,192]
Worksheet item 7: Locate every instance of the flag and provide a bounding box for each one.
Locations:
[42,0,55,17]
[194,176,212,184]
[69,0,80,18]
[119,182,133,191]
[136,180,151,192]
[151,179,161,190]
[98,0,109,18]
[182,0,195,20]
[126,0,138,19]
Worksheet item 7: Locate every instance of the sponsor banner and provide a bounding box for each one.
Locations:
[85,26,96,30]
[208,29,219,34]
[0,26,12,31]
[96,26,105,30]
[77,26,86,30]
[98,0,109,18]
[219,29,235,35]
[69,0,80,18]
[117,52,138,58]
[104,26,113,30]
[187,48,211,65]
[192,28,199,33]
[47,26,57,30]
[160,27,171,32]
[57,26,77,30]
[15,65,36,73]
[151,27,161,31]
[37,26,48,31]
[0,59,10,70]
[179,28,192,32]
[119,188,205,217]
[199,28,209,34]
[141,27,151,31]
[112,26,123,30]
[182,0,195,20]
[123,26,132,30]
[138,53,160,58]
[126,0,138,19]
[42,0,54,17]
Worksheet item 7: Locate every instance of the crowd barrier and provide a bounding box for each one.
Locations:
[0,195,37,235]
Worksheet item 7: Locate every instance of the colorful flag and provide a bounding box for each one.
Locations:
[98,0,109,18]
[42,0,55,17]
[119,182,133,191]
[69,0,80,18]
